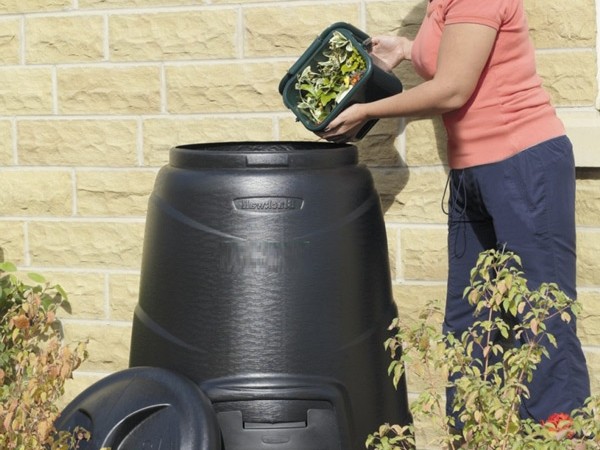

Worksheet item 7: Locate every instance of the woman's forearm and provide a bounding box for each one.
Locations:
[361,77,468,120]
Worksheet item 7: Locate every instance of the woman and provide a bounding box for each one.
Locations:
[320,0,590,433]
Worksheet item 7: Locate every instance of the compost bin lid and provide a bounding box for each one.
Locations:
[55,367,221,450]
[169,141,358,169]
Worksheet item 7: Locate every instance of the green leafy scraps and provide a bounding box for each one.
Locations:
[295,31,367,125]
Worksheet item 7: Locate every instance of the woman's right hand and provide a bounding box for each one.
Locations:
[369,35,413,72]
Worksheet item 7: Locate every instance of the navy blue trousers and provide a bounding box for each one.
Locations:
[444,135,590,424]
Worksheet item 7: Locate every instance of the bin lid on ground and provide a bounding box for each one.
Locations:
[55,367,221,450]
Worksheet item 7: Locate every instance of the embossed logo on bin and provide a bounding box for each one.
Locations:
[234,197,304,212]
[219,240,310,273]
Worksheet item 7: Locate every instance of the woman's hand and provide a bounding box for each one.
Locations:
[317,103,368,143]
[369,35,413,72]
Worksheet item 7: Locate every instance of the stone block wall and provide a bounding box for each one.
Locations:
[0,1,598,447]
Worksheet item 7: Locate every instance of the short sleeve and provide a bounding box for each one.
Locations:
[443,0,505,30]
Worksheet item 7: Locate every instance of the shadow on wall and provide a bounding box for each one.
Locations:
[356,0,447,214]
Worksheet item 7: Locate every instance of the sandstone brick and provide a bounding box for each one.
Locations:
[400,228,448,281]
[50,272,107,320]
[583,350,600,395]
[18,119,138,166]
[575,174,600,226]
[211,0,279,3]
[559,109,600,167]
[372,167,448,223]
[28,221,145,269]
[166,62,289,114]
[393,283,447,326]
[0,120,13,165]
[57,66,161,114]
[63,322,131,372]
[366,0,427,39]
[26,15,104,64]
[0,18,20,64]
[372,167,409,218]
[0,170,72,216]
[79,0,202,7]
[243,4,360,57]
[536,51,597,106]
[143,117,274,166]
[357,118,404,167]
[109,273,139,321]
[76,170,157,217]
[0,67,53,114]
[525,0,596,48]
[0,222,25,264]
[405,117,448,166]
[0,0,70,13]
[577,230,600,286]
[110,10,237,61]
[578,290,600,346]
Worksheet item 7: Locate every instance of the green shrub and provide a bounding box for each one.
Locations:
[367,249,600,450]
[0,262,89,449]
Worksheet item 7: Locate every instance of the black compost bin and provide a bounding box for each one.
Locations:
[129,141,411,449]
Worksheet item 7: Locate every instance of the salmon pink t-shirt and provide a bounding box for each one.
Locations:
[411,0,565,169]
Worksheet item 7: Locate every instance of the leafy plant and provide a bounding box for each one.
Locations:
[0,262,89,449]
[295,30,367,124]
[366,249,600,450]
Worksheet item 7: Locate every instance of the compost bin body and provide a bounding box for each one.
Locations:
[129,141,411,449]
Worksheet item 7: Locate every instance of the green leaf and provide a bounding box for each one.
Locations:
[27,272,46,284]
[0,262,17,272]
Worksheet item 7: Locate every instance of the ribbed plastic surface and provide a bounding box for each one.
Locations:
[129,141,411,449]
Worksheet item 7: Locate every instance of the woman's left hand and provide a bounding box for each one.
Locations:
[317,103,368,142]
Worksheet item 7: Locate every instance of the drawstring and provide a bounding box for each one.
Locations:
[441,171,452,216]
[443,169,469,259]
[442,169,468,219]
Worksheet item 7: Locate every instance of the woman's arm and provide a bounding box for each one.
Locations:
[320,23,498,142]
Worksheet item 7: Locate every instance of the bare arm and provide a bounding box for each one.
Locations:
[320,23,498,141]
